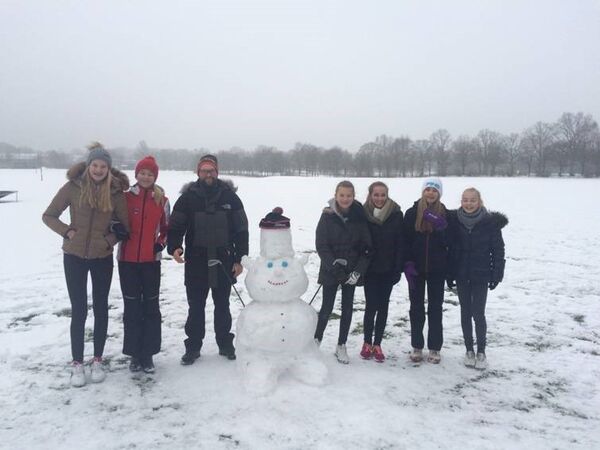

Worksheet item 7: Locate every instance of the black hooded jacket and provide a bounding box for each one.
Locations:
[447,210,508,283]
[167,178,249,271]
[403,200,449,276]
[316,200,373,286]
[365,203,404,276]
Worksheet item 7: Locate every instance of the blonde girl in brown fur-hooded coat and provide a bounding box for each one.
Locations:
[42,144,129,384]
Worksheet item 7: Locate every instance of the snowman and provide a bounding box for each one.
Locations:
[237,207,328,395]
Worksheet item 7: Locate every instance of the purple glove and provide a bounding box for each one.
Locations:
[423,209,447,230]
[404,261,418,291]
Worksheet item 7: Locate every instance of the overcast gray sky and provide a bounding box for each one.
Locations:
[1,0,599,152]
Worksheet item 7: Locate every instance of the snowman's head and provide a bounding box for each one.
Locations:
[242,254,309,302]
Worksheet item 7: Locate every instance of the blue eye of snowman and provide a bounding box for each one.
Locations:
[281,261,288,267]
[267,261,273,268]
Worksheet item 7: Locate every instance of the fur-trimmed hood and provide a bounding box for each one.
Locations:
[180,178,237,194]
[447,209,509,230]
[66,161,130,192]
[322,199,366,222]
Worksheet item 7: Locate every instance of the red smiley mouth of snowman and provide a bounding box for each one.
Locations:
[268,280,289,286]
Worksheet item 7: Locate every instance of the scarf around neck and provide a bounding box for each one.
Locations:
[457,206,488,231]
[364,198,399,224]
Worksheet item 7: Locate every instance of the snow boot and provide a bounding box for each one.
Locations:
[90,357,106,383]
[70,361,86,388]
[427,350,441,364]
[475,353,488,370]
[372,345,385,363]
[335,344,350,364]
[464,351,476,368]
[360,342,373,360]
[181,350,201,365]
[409,348,423,363]
[314,338,322,348]
[141,356,155,374]
[129,357,142,373]
[219,345,236,361]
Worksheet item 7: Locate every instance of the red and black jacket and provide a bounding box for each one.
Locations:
[118,184,170,263]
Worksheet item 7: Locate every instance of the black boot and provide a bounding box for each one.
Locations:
[141,355,155,374]
[129,357,142,373]
[180,350,201,365]
[218,345,236,361]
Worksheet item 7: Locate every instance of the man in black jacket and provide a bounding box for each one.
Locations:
[167,155,249,364]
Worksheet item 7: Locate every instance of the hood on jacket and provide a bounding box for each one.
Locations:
[487,211,509,229]
[323,199,366,221]
[66,161,130,192]
[180,178,237,194]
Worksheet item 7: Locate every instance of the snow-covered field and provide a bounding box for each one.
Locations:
[1,168,599,449]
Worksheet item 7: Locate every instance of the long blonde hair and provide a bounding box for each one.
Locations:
[152,185,165,206]
[415,193,445,233]
[79,169,113,212]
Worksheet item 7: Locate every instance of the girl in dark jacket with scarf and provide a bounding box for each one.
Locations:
[447,188,507,370]
[361,182,404,363]
[314,181,372,364]
[403,177,449,364]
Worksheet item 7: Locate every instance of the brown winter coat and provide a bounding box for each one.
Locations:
[42,162,130,259]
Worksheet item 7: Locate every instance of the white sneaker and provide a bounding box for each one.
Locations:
[475,353,488,370]
[90,357,106,383]
[335,344,350,364]
[70,361,86,388]
[427,350,441,364]
[409,348,423,362]
[464,351,476,368]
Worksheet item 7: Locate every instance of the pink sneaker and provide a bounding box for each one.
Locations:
[360,343,373,360]
[372,345,385,363]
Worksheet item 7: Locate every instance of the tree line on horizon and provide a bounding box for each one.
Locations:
[1,111,599,178]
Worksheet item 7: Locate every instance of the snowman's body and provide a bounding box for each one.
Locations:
[237,232,328,394]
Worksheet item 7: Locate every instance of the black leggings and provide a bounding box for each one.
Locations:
[63,253,113,362]
[314,284,356,345]
[363,273,394,345]
[408,273,445,351]
[118,261,162,357]
[456,280,488,353]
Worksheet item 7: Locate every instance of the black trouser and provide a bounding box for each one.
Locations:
[363,273,394,346]
[456,280,488,353]
[118,261,162,358]
[184,262,234,352]
[63,253,113,362]
[408,272,445,351]
[314,284,356,345]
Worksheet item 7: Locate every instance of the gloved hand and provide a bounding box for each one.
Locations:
[404,261,418,291]
[110,222,130,241]
[423,209,448,230]
[391,271,402,285]
[345,271,360,286]
[446,279,456,289]
[154,243,165,253]
[488,281,499,290]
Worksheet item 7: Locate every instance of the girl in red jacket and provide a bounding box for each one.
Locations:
[118,156,170,373]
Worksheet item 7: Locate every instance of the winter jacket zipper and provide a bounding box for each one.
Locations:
[84,208,96,259]
[136,189,148,262]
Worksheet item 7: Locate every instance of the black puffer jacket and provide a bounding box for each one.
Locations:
[316,200,373,286]
[365,203,404,276]
[403,200,449,276]
[447,210,507,283]
[167,178,249,274]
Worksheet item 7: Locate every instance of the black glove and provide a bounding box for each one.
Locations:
[446,279,456,289]
[154,243,165,253]
[111,222,129,241]
[391,272,402,285]
[488,281,498,290]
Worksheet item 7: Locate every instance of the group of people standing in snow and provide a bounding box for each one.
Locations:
[43,143,507,388]
[314,178,507,370]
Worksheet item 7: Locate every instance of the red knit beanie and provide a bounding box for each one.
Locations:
[135,156,159,179]
[197,154,218,176]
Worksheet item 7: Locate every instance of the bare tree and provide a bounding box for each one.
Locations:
[556,112,599,176]
[504,133,522,176]
[451,135,475,176]
[430,129,452,176]
[522,122,555,177]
